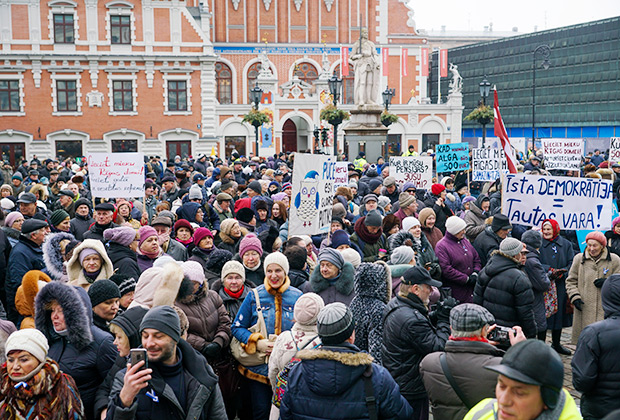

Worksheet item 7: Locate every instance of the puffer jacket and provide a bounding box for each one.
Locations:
[280,344,413,420]
[307,261,356,306]
[435,232,481,304]
[6,235,46,323]
[473,226,502,266]
[70,214,94,241]
[572,274,620,419]
[66,239,115,291]
[523,245,551,333]
[464,198,488,242]
[473,251,537,338]
[382,294,450,401]
[42,231,75,280]
[106,241,141,279]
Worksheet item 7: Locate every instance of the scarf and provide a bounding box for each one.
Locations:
[264,276,291,335]
[224,286,244,299]
[449,336,489,343]
[354,218,383,244]
[244,261,261,271]
[137,246,163,260]
[177,237,193,247]
[84,268,101,283]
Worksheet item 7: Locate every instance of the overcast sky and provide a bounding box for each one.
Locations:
[410,0,620,33]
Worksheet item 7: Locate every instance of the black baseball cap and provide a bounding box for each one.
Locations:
[401,266,442,287]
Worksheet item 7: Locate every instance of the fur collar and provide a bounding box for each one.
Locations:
[265,276,290,295]
[297,348,374,366]
[309,262,355,295]
[42,232,75,280]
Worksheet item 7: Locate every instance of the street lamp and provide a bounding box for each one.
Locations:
[532,44,551,144]
[479,76,491,142]
[382,86,395,111]
[328,74,342,157]
[249,83,263,157]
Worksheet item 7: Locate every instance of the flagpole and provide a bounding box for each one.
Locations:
[399,47,403,105]
[437,49,441,104]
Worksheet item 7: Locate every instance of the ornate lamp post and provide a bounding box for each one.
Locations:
[382,86,395,112]
[479,76,491,142]
[532,45,551,144]
[249,83,263,157]
[327,74,343,156]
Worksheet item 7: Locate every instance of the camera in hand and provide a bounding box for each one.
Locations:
[487,325,515,345]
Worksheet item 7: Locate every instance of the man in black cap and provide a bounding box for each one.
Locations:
[70,197,94,241]
[473,213,512,266]
[281,303,413,420]
[107,306,227,420]
[464,339,580,420]
[6,218,49,323]
[160,175,180,203]
[523,155,542,172]
[383,266,456,420]
[84,202,118,242]
[54,189,76,217]
[17,192,39,219]
[25,169,39,185]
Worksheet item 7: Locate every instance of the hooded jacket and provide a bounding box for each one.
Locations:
[307,261,356,306]
[15,270,51,329]
[42,231,75,280]
[66,239,115,290]
[106,241,141,280]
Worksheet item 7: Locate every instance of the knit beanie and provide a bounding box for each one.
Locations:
[399,192,415,209]
[391,246,416,265]
[140,305,181,343]
[294,293,325,326]
[585,231,607,248]
[330,229,351,249]
[50,209,70,227]
[193,227,213,246]
[401,182,417,192]
[462,196,476,205]
[104,226,137,246]
[247,181,262,195]
[181,261,205,284]
[174,219,194,235]
[368,178,382,192]
[264,251,289,275]
[219,219,238,237]
[205,249,233,274]
[318,248,345,270]
[236,207,255,224]
[221,260,246,281]
[138,225,158,248]
[110,306,149,349]
[613,216,620,229]
[110,273,137,297]
[5,329,49,363]
[364,210,383,227]
[239,234,263,257]
[431,184,446,196]
[317,302,355,346]
[500,238,524,257]
[79,247,99,265]
[402,216,421,232]
[88,279,121,307]
[188,184,203,200]
[1,198,15,211]
[5,211,23,228]
[521,230,542,249]
[445,216,467,236]
[418,208,435,227]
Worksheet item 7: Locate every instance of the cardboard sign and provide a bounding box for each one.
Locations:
[541,139,583,170]
[390,156,433,189]
[87,153,145,199]
[436,142,470,173]
[609,137,620,163]
[333,162,349,191]
[471,148,509,181]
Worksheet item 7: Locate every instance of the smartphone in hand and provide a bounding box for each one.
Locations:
[130,348,148,371]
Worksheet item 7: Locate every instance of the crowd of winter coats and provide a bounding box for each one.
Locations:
[0,151,619,419]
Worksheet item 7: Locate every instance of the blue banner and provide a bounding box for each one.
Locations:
[436,142,470,173]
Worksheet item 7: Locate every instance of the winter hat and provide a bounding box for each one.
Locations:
[188,184,203,200]
[450,303,496,332]
[491,214,512,232]
[247,181,262,195]
[339,248,361,269]
[318,248,345,270]
[219,219,238,237]
[383,176,396,187]
[330,229,351,249]
[586,231,607,248]
[239,234,263,257]
[264,251,289,275]
[462,196,476,205]
[5,329,49,363]
[364,210,383,227]
[391,246,415,265]
[49,209,69,227]
[377,196,391,210]
[402,216,421,232]
[221,260,246,281]
[418,208,436,227]
[255,200,268,211]
[0,320,17,336]
[445,216,467,236]
[521,230,542,249]
[401,182,417,192]
[138,225,158,248]
[87,279,121,307]
[348,181,358,189]
[500,238,524,257]
[110,273,137,297]
[382,214,400,234]
[368,178,382,192]
[140,305,181,343]
[362,194,378,204]
[181,261,205,284]
[294,293,325,326]
[317,302,355,346]
[399,192,415,209]
[5,211,23,228]
[332,203,346,220]
[236,207,255,224]
[158,211,176,227]
[109,306,149,349]
[12,172,22,181]
[193,227,213,246]
[78,247,99,265]
[22,219,48,235]
[104,226,137,246]
[613,216,620,229]
[431,184,446,196]
[205,249,233,274]
[1,198,14,211]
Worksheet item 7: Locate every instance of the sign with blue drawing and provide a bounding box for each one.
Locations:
[501,173,614,230]
[436,142,470,173]
[261,126,272,148]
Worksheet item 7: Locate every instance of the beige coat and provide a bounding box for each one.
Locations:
[566,247,620,343]
[66,239,115,291]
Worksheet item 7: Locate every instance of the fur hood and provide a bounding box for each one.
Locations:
[309,261,355,295]
[297,348,373,366]
[66,239,114,289]
[34,282,93,350]
[388,230,415,250]
[15,270,51,320]
[42,231,75,280]
[128,262,184,309]
[353,261,392,303]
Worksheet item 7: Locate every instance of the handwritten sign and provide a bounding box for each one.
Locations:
[501,173,613,230]
[333,162,349,191]
[542,139,583,170]
[390,156,433,189]
[609,137,620,163]
[472,148,509,181]
[436,142,470,173]
[88,153,145,199]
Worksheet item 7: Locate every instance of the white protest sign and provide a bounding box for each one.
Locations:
[333,162,349,191]
[501,173,613,230]
[87,153,145,198]
[542,139,583,170]
[485,137,527,157]
[609,137,620,163]
[472,148,509,181]
[389,156,433,190]
[290,153,335,236]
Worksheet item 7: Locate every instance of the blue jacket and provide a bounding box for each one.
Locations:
[281,344,412,420]
[6,235,46,322]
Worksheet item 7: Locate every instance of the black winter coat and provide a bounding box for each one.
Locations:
[473,226,502,266]
[523,245,551,332]
[106,242,141,279]
[382,294,450,401]
[84,222,119,242]
[288,268,309,289]
[70,214,95,241]
[474,252,538,338]
[423,194,453,234]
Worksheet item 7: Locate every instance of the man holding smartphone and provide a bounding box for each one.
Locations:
[106,305,227,420]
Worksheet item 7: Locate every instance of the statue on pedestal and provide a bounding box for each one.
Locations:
[449,63,462,94]
[351,28,380,107]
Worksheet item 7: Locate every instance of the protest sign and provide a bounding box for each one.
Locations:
[87,153,145,198]
[471,148,508,181]
[436,142,470,173]
[576,202,620,252]
[333,162,349,191]
[541,139,583,170]
[289,153,335,236]
[501,173,613,230]
[609,137,620,163]
[390,156,433,189]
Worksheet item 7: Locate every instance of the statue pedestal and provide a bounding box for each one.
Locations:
[344,106,389,163]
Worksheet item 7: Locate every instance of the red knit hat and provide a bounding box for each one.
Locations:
[585,231,606,247]
[431,184,446,196]
[174,219,194,235]
[193,227,213,246]
[239,233,263,257]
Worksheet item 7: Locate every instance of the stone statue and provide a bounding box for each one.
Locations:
[449,63,462,94]
[258,49,273,77]
[350,28,380,107]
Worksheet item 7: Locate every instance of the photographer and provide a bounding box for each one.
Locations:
[420,303,527,420]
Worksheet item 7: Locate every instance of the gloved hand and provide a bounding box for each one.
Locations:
[201,342,221,359]
[594,277,607,288]
[436,297,457,323]
[572,298,584,311]
[466,273,478,287]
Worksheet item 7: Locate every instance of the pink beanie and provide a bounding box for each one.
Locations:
[239,233,263,257]
[613,216,620,228]
[193,227,213,246]
[181,261,205,284]
[585,231,606,248]
[138,225,158,248]
[5,212,24,228]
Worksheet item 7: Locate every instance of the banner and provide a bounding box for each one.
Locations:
[289,154,335,236]
[609,137,620,163]
[333,162,349,190]
[88,153,145,198]
[541,138,583,170]
[382,48,389,77]
[471,148,509,181]
[390,156,432,189]
[421,48,428,77]
[341,47,349,76]
[401,47,408,77]
[501,173,614,230]
[440,49,448,78]
[436,142,470,173]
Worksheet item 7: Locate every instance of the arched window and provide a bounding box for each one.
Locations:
[247,62,262,103]
[294,62,318,85]
[215,62,232,104]
[334,64,354,105]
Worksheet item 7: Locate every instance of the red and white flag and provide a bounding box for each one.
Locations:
[401,48,408,77]
[421,48,428,77]
[382,48,389,76]
[440,49,448,78]
[341,47,349,76]
[493,87,518,174]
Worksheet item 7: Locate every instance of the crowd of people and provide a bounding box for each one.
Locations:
[0,148,618,420]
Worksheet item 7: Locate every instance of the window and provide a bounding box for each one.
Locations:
[294,63,318,84]
[112,139,138,152]
[113,80,133,111]
[0,80,20,112]
[334,64,354,104]
[167,81,187,112]
[56,80,78,112]
[54,14,74,44]
[215,62,232,104]
[247,62,261,103]
[110,15,131,44]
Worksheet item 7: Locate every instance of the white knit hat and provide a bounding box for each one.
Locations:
[5,329,49,362]
[181,261,205,284]
[445,216,467,236]
[391,246,416,265]
[402,216,421,232]
[221,260,246,281]
[294,293,325,326]
[264,251,290,275]
[339,248,361,269]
